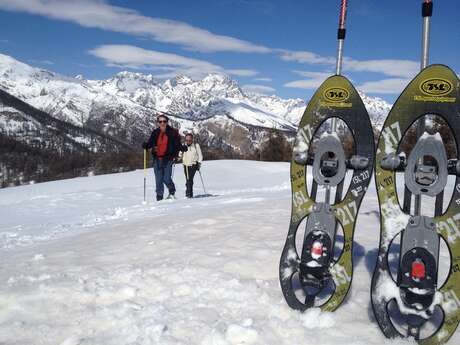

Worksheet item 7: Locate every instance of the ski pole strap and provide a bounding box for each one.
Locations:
[337,0,347,40]
[422,0,433,18]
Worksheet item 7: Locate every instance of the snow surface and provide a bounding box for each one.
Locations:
[1,160,457,345]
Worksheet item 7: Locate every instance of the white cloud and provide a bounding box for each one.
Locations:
[254,77,272,82]
[0,39,8,43]
[358,78,410,94]
[284,71,330,90]
[292,71,331,78]
[90,45,220,69]
[344,58,419,79]
[0,0,271,53]
[278,48,419,79]
[226,69,259,77]
[30,59,54,65]
[285,69,412,93]
[278,50,335,65]
[284,79,324,90]
[242,84,275,95]
[89,44,258,79]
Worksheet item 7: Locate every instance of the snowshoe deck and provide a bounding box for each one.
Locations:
[279,75,374,312]
[371,64,460,344]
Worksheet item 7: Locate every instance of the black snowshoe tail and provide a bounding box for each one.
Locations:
[279,75,375,312]
[371,64,460,344]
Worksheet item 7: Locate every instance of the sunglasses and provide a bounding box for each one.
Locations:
[158,120,167,124]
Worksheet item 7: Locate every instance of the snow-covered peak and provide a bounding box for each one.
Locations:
[357,90,392,128]
[173,74,193,85]
[202,73,229,84]
[91,71,159,94]
[198,74,243,98]
[0,53,392,136]
[0,54,19,73]
[0,53,73,85]
[114,71,157,84]
[161,74,194,89]
[0,53,31,72]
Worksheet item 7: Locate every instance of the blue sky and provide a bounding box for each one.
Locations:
[0,0,458,103]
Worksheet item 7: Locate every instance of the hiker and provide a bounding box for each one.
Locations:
[142,115,186,201]
[179,133,203,198]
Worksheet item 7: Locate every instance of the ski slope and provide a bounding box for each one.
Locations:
[0,160,457,345]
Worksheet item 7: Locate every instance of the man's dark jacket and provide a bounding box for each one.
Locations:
[144,126,185,160]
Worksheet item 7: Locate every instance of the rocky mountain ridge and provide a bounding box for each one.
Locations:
[0,53,391,149]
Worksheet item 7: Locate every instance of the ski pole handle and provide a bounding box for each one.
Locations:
[422,0,433,18]
[337,0,347,40]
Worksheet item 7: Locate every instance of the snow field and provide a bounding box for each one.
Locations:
[0,160,457,345]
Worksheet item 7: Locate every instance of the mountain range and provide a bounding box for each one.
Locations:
[0,53,392,185]
[0,53,391,144]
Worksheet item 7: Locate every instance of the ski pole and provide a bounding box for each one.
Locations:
[335,0,347,77]
[421,0,432,71]
[143,149,147,204]
[414,0,433,215]
[334,1,348,132]
[326,0,348,204]
[198,170,207,195]
[332,0,347,132]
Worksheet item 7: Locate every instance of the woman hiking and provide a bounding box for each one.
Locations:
[179,133,203,198]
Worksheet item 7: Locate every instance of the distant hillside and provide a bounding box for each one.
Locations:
[0,89,137,187]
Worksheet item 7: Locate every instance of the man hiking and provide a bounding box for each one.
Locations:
[142,115,185,201]
[179,133,203,198]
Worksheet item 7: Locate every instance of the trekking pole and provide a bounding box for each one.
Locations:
[143,149,147,204]
[198,169,207,195]
[335,0,347,78]
[329,0,347,135]
[325,0,348,204]
[421,0,432,71]
[414,0,433,215]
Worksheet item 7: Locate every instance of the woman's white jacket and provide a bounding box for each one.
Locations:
[180,143,203,166]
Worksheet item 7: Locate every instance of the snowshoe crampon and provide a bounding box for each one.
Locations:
[371,64,460,344]
[279,75,374,311]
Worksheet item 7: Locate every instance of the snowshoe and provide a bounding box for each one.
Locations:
[371,64,460,344]
[279,74,375,311]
